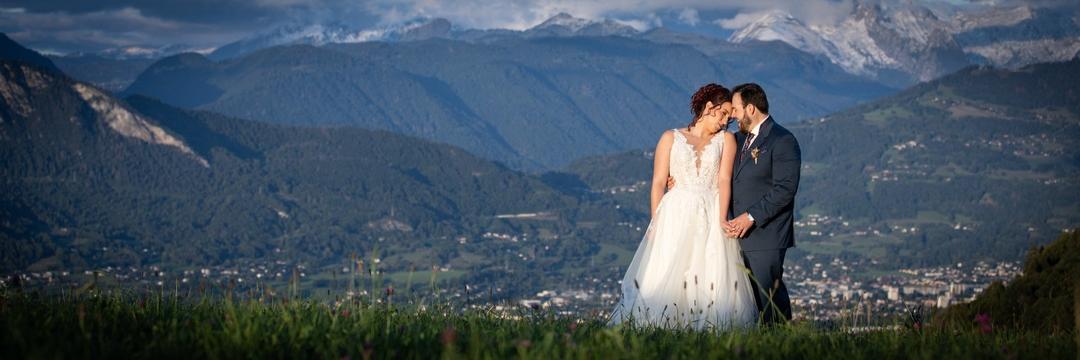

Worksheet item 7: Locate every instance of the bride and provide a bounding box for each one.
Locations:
[607,83,757,330]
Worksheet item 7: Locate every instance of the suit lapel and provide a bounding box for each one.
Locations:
[734,117,774,178]
[734,131,749,170]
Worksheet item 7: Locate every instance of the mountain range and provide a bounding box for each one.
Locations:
[728,2,1080,85]
[204,13,642,61]
[48,54,155,92]
[2,31,1078,299]
[0,54,647,300]
[0,34,59,74]
[120,33,893,171]
[198,2,1080,86]
[36,1,1080,95]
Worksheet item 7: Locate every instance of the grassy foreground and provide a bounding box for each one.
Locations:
[0,290,1075,360]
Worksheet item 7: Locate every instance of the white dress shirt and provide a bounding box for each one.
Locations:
[748,115,769,139]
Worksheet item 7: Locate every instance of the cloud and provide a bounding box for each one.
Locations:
[712,1,859,29]
[1,0,1067,54]
[714,11,774,29]
[0,6,251,53]
[962,0,1079,6]
[362,0,616,30]
[678,8,700,26]
[610,12,663,31]
[359,0,860,31]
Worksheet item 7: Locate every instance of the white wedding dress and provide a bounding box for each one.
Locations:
[607,129,757,330]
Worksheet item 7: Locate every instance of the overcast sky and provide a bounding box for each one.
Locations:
[0,0,1068,55]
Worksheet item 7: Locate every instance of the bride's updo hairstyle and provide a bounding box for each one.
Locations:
[688,83,731,130]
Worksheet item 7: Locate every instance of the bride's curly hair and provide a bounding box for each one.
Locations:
[688,83,731,130]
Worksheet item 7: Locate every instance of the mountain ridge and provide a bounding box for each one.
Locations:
[726,2,1079,85]
[1,58,648,303]
[123,35,894,171]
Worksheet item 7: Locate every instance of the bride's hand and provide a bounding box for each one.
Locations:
[723,219,739,238]
[666,176,675,190]
[728,213,753,238]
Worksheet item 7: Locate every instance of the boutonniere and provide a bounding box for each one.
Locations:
[750,148,761,164]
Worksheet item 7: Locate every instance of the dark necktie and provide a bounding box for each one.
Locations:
[739,133,756,163]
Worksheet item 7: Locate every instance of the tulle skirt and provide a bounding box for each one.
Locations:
[607,184,758,330]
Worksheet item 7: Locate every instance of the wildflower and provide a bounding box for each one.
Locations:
[440,326,457,345]
[974,313,992,334]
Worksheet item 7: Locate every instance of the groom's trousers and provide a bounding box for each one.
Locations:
[742,248,792,324]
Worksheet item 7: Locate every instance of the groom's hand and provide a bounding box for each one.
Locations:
[723,218,740,238]
[729,213,754,238]
[666,176,675,190]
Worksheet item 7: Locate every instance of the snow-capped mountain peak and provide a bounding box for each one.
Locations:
[90,44,212,60]
[951,5,1034,32]
[726,0,1079,83]
[728,11,827,51]
[727,1,968,81]
[532,13,593,32]
[727,9,896,77]
[209,18,454,60]
[852,1,954,49]
[271,23,354,45]
[347,18,454,43]
[527,13,640,37]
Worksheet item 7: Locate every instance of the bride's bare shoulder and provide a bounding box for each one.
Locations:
[654,129,676,154]
[658,129,677,143]
[721,130,736,143]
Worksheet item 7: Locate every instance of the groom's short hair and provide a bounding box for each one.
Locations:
[733,83,769,115]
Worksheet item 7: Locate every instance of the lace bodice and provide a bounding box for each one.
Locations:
[669,129,724,191]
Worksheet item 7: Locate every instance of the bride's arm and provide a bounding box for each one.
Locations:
[717,131,737,225]
[650,131,674,219]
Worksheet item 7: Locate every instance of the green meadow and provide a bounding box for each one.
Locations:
[1,289,1074,359]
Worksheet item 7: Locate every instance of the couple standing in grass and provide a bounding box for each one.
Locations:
[608,83,801,330]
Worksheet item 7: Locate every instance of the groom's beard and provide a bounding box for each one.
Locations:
[737,116,752,134]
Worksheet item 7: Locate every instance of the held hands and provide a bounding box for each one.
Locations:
[669,175,752,238]
[724,213,754,238]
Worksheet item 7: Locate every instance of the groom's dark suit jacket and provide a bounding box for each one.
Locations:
[732,116,802,252]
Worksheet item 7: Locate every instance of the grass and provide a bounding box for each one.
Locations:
[1,289,1074,359]
[863,105,916,126]
[798,233,904,259]
[593,243,635,267]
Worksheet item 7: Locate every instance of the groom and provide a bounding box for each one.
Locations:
[725,83,801,324]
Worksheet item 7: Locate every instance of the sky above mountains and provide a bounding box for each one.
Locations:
[0,0,1070,54]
